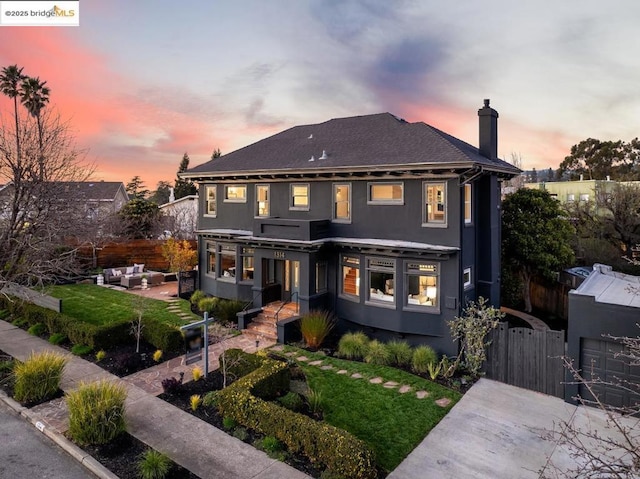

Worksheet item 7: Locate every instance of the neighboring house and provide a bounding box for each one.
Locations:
[181,100,520,355]
[566,264,640,408]
[159,193,198,239]
[524,178,640,215]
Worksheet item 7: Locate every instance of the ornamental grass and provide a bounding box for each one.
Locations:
[299,310,335,349]
[13,350,67,404]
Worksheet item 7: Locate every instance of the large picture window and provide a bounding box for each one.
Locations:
[218,244,236,281]
[256,185,270,217]
[424,182,446,225]
[341,256,360,299]
[367,257,395,305]
[405,262,439,309]
[224,185,247,202]
[205,186,217,216]
[290,184,310,210]
[333,183,351,222]
[368,182,403,204]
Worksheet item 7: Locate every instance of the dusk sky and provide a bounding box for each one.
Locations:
[2,1,639,189]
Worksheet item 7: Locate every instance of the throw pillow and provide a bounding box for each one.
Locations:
[114,269,122,277]
[134,263,145,273]
[126,266,135,275]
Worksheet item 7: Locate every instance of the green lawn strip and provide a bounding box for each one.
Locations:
[46,284,197,327]
[280,347,460,471]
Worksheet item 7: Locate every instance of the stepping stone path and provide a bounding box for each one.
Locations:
[271,345,284,352]
[284,349,455,410]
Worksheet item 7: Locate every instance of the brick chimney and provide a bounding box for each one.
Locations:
[478,99,498,160]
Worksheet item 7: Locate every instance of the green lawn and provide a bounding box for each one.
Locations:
[285,347,461,472]
[46,284,199,327]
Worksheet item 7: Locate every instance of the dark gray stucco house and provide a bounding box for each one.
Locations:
[566,264,640,408]
[181,100,519,356]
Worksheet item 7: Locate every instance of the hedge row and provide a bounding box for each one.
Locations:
[0,296,183,352]
[217,351,377,479]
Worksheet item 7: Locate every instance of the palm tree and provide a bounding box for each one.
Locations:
[20,76,50,179]
[0,65,26,162]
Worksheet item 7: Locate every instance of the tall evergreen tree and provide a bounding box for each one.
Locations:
[174,152,197,199]
[126,175,149,200]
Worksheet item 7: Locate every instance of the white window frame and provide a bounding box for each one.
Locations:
[339,255,360,302]
[423,182,447,227]
[404,261,439,312]
[290,183,310,211]
[365,257,396,308]
[205,185,217,217]
[463,267,472,289]
[464,184,472,225]
[333,183,351,223]
[255,184,270,217]
[223,184,247,203]
[367,182,404,205]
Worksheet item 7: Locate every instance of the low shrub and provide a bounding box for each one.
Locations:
[307,389,324,416]
[215,299,245,323]
[138,450,171,479]
[13,351,67,404]
[66,380,127,446]
[277,391,304,412]
[300,310,335,349]
[386,340,413,367]
[222,348,265,380]
[189,290,206,306]
[0,358,15,374]
[232,427,248,441]
[217,354,376,479]
[222,416,237,430]
[364,340,390,365]
[256,435,283,455]
[192,366,203,382]
[27,323,46,336]
[197,297,219,314]
[337,331,369,360]
[153,349,163,362]
[142,317,183,353]
[95,350,106,362]
[48,332,67,345]
[190,394,202,411]
[161,376,183,394]
[412,345,438,374]
[71,344,93,356]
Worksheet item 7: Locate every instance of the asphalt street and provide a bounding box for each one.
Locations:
[0,400,95,479]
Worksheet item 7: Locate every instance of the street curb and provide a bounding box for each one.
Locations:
[0,390,119,479]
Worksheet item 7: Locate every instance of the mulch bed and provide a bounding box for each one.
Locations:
[82,432,200,479]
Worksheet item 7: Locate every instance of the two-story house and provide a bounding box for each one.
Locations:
[181,100,519,355]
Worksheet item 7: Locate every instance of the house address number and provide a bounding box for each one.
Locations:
[274,251,286,259]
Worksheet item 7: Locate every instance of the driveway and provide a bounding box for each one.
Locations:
[389,378,637,479]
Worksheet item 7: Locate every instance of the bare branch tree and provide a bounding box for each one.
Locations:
[0,108,95,289]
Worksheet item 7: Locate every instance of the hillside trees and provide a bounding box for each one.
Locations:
[558,138,640,181]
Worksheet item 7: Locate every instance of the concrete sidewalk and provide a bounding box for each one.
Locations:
[0,319,310,479]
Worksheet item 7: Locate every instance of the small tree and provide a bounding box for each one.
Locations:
[502,188,575,312]
[130,294,147,353]
[447,297,503,377]
[161,238,197,272]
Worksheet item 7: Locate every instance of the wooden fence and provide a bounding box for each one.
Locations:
[78,239,197,271]
[483,323,565,398]
[530,278,570,320]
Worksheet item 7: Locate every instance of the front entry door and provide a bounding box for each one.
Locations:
[284,260,300,299]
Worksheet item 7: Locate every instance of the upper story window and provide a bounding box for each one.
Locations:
[579,193,589,202]
[368,182,403,204]
[224,185,247,203]
[256,185,270,217]
[423,182,446,226]
[405,262,439,310]
[567,194,575,202]
[464,184,472,224]
[333,183,351,222]
[290,183,310,210]
[341,255,360,300]
[205,185,217,216]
